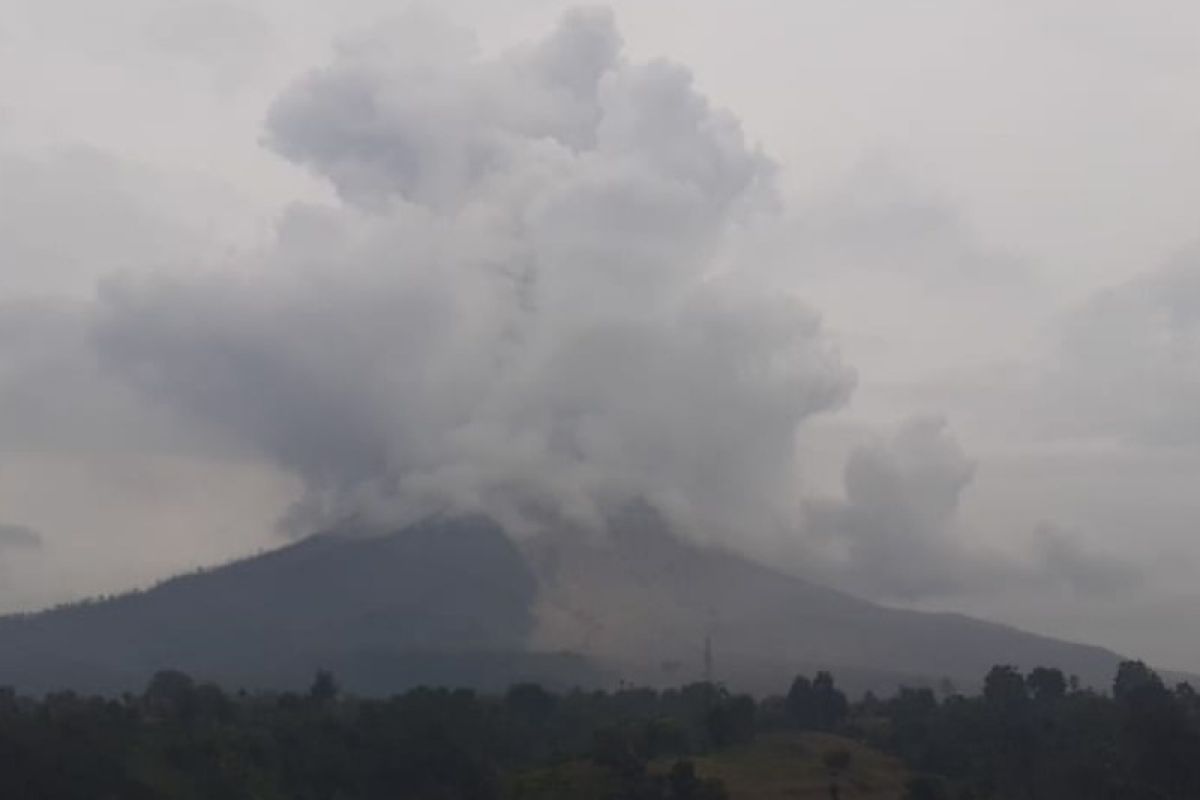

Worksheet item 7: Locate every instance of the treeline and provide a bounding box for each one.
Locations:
[0,670,746,800]
[0,660,1196,798]
[856,661,1200,799]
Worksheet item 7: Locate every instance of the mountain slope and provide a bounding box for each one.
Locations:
[524,507,1129,693]
[0,516,595,694]
[0,512,1135,695]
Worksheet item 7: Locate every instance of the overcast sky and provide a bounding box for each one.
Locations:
[2,0,1200,670]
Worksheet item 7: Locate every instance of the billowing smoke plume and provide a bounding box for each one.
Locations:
[93,8,855,538]
[804,417,1144,602]
[804,417,983,599]
[1033,523,1143,597]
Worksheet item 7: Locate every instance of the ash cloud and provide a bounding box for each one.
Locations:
[0,6,1149,613]
[0,524,42,550]
[804,417,986,600]
[93,8,855,539]
[1033,524,1144,597]
[804,417,1143,603]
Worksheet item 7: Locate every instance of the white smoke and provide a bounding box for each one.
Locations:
[804,417,984,600]
[803,417,1146,602]
[93,8,855,539]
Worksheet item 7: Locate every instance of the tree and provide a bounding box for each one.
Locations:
[787,675,814,723]
[191,682,233,722]
[505,682,556,721]
[704,693,756,747]
[309,669,339,703]
[814,672,849,730]
[1113,661,1166,704]
[1112,661,1199,795]
[143,669,196,720]
[787,672,847,731]
[1027,667,1067,702]
[983,665,1028,709]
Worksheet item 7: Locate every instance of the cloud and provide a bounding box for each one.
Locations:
[141,1,272,90]
[0,4,1161,635]
[0,297,221,458]
[92,8,854,539]
[803,416,985,600]
[0,146,263,460]
[0,148,215,298]
[803,417,1145,602]
[784,158,1031,290]
[1047,246,1200,445]
[733,157,1048,440]
[143,2,270,60]
[0,524,42,550]
[1034,523,1143,597]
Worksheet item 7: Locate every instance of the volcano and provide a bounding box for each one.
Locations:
[0,513,1133,696]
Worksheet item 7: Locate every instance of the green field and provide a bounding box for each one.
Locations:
[679,732,909,800]
[505,732,911,800]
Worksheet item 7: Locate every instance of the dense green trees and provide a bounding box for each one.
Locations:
[869,661,1200,799]
[785,670,848,731]
[0,672,752,799]
[0,661,1198,798]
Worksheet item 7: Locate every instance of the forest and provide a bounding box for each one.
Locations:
[0,660,1197,799]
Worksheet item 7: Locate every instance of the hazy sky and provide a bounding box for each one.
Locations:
[2,1,1200,670]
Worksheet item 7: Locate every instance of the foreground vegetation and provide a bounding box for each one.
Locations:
[0,659,1196,798]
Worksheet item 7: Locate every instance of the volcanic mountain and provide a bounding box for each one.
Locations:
[0,513,1132,696]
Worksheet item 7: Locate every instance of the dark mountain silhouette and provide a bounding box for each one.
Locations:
[0,511,1145,695]
[0,516,597,694]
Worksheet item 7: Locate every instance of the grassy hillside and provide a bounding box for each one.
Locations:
[504,762,618,800]
[681,732,909,800]
[504,732,910,800]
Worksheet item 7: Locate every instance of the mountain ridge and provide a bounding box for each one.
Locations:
[0,514,1149,696]
[520,509,1133,694]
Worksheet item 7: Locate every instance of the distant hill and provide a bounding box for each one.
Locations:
[0,511,1138,695]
